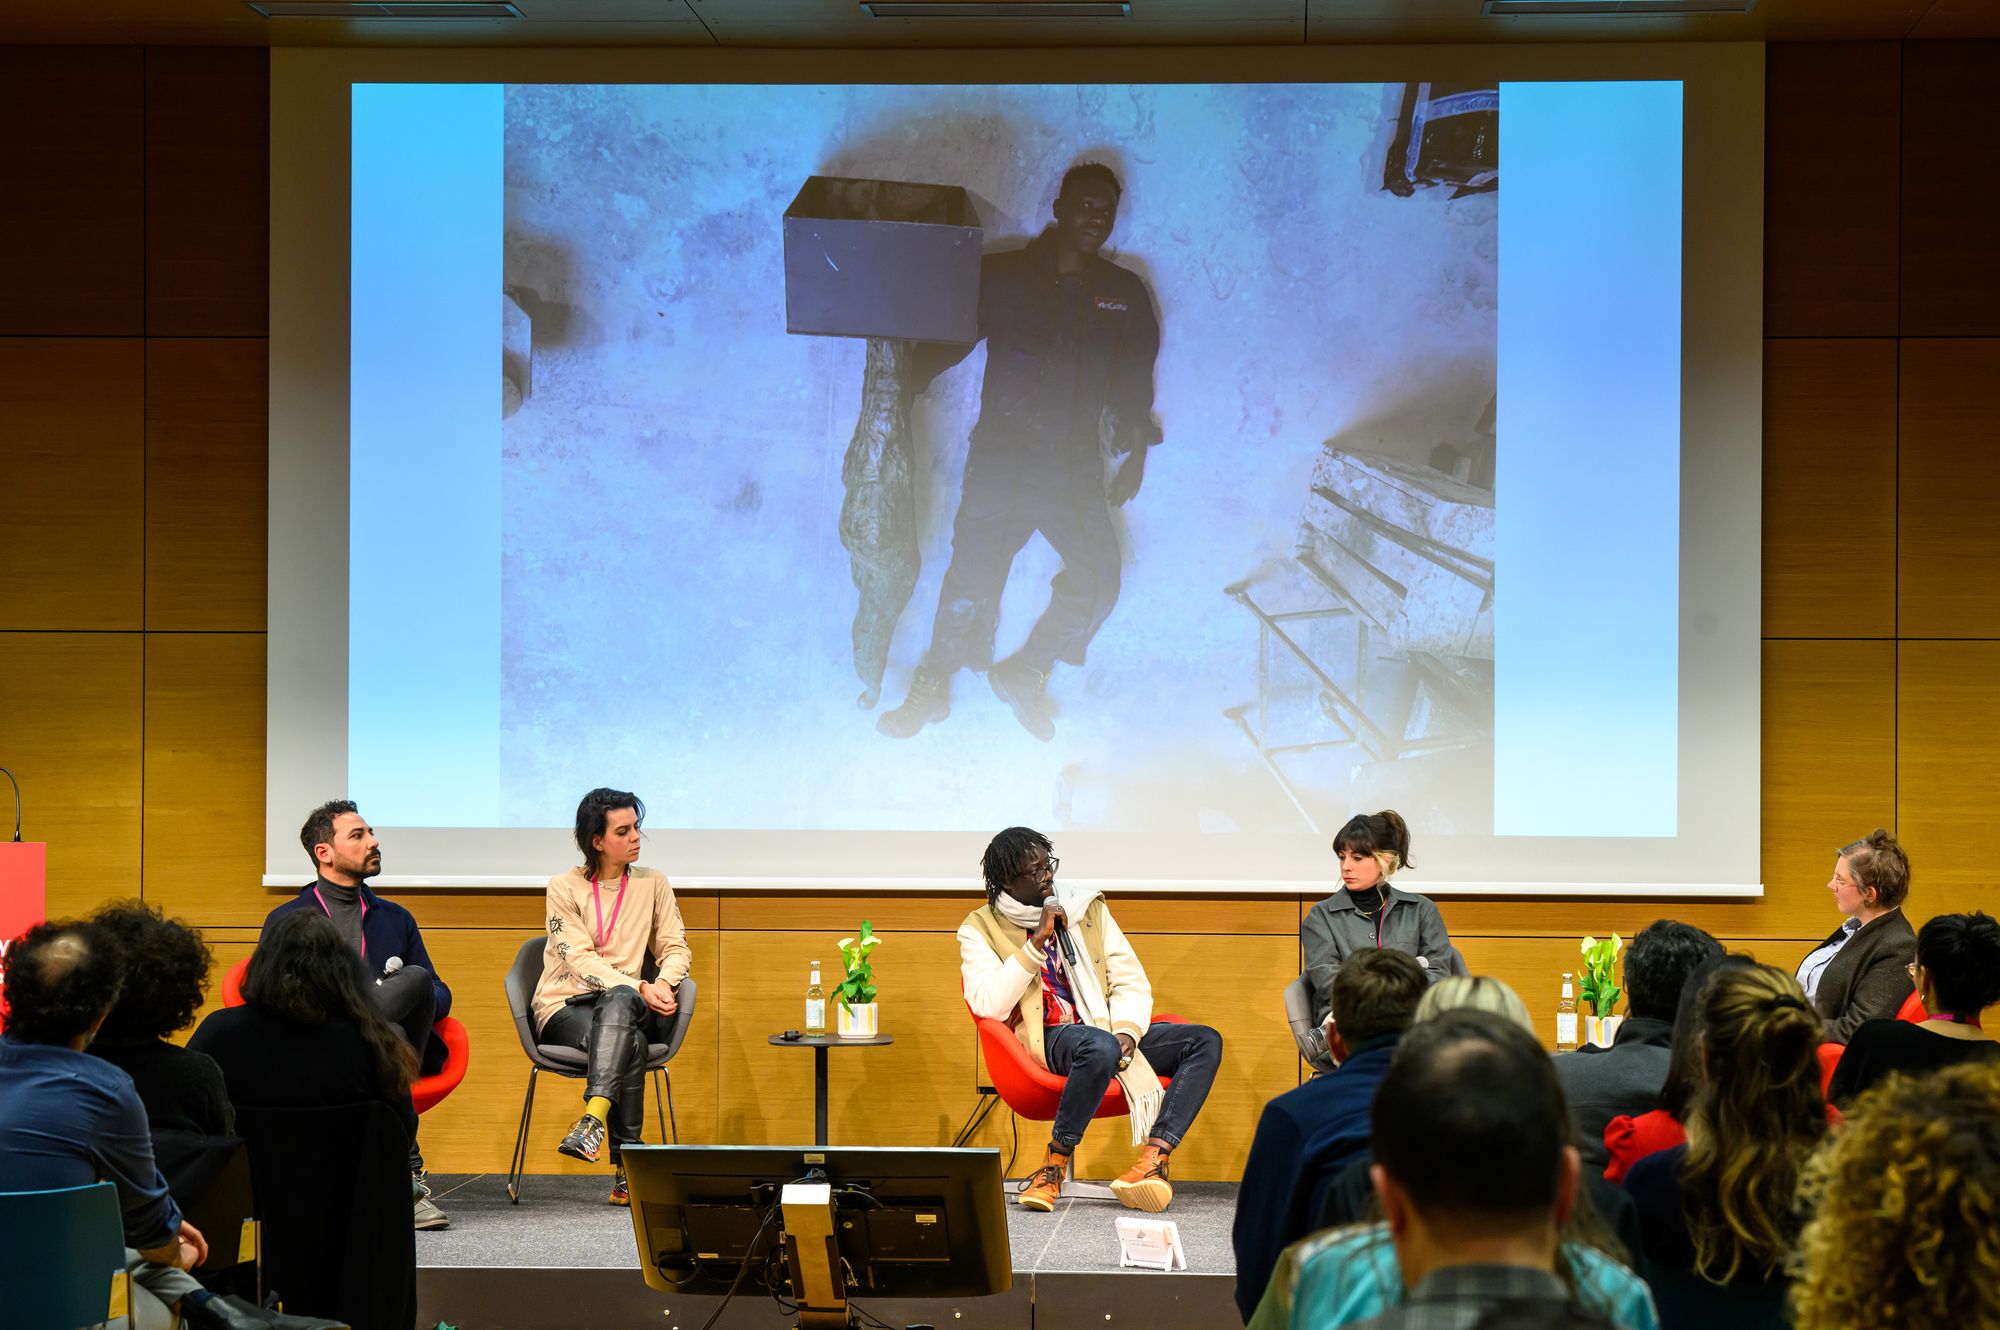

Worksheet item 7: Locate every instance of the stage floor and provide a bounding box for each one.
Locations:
[415,1173,1242,1329]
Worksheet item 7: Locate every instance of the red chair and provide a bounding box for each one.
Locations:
[1896,988,1928,1022]
[220,953,470,1115]
[971,1006,1183,1199]
[1814,987,1929,1096]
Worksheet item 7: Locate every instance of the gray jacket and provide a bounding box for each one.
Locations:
[1302,886,1454,1025]
[1552,1015,1674,1168]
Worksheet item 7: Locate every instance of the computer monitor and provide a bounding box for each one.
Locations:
[622,1144,1012,1306]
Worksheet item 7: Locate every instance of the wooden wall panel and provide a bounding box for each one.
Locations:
[145,48,270,338]
[1899,339,2000,637]
[0,339,145,631]
[1762,339,1898,638]
[1764,42,1900,337]
[0,48,144,335]
[1900,42,2000,336]
[145,339,267,631]
[142,633,265,922]
[0,633,142,918]
[1895,641,2000,921]
[1760,638,1898,928]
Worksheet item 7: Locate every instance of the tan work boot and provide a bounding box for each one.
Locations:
[1016,1146,1071,1212]
[1110,1143,1173,1212]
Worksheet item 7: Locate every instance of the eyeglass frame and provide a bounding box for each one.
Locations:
[1014,854,1060,880]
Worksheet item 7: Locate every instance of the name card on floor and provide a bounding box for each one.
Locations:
[1115,1216,1186,1272]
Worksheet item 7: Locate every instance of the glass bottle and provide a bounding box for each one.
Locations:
[1556,972,1579,1052]
[805,960,827,1037]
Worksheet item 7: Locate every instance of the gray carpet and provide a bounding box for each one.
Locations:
[418,1174,1239,1276]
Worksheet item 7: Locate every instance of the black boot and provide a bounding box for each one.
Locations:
[876,666,950,738]
[988,656,1056,741]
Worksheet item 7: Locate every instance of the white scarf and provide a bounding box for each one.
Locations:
[993,891,1163,1145]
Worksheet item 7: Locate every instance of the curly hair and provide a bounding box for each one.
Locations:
[242,910,415,1096]
[1792,1061,2000,1330]
[1,921,124,1046]
[91,900,212,1042]
[1681,964,1827,1284]
[981,826,1053,901]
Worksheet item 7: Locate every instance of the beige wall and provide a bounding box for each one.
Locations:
[2,41,1996,1179]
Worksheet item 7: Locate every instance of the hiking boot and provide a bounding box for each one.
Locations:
[1110,1143,1173,1212]
[1016,1146,1071,1212]
[877,666,950,738]
[557,1113,607,1163]
[988,656,1056,742]
[609,1160,630,1206]
[413,1192,450,1230]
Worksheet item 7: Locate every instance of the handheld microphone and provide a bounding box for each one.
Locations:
[1049,894,1079,967]
[0,766,20,842]
[377,955,404,986]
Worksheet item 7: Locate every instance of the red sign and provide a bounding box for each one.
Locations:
[0,842,49,1030]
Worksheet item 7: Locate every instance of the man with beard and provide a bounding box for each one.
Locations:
[878,161,1162,742]
[261,799,453,1229]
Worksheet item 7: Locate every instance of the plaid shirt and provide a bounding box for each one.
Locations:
[1347,1264,1586,1330]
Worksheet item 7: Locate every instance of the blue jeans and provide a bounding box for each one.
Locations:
[1042,1020,1223,1154]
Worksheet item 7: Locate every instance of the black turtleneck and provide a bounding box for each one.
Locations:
[315,875,366,954]
[1346,885,1386,916]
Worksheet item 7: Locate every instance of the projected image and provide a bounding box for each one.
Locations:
[493,81,1500,836]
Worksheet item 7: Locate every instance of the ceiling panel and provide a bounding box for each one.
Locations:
[0,0,1974,48]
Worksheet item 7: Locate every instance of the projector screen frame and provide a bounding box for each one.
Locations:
[270,42,1765,896]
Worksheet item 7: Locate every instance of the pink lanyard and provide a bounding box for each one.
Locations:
[310,885,368,961]
[591,871,630,950]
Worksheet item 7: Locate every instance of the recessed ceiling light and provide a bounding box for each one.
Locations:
[862,2,1131,17]
[246,1,524,18]
[1483,0,1757,14]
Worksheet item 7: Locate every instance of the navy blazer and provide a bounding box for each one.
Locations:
[263,883,453,1067]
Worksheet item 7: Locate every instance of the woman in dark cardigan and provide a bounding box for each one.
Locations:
[1793,828,1916,1043]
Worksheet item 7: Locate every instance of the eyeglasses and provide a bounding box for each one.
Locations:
[1906,961,1921,982]
[1017,856,1060,879]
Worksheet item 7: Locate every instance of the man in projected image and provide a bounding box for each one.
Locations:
[878,161,1162,742]
[261,799,453,1230]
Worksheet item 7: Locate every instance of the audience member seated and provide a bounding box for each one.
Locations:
[1318,975,1643,1264]
[1621,964,1825,1328]
[533,787,694,1207]
[1,920,337,1330]
[1555,922,1722,1171]
[960,826,1224,1213]
[1302,811,1453,1026]
[1827,910,2000,1109]
[1233,948,1429,1320]
[1793,829,1916,1043]
[1602,955,1756,1183]
[1253,1011,1638,1330]
[266,799,451,1228]
[88,901,236,1198]
[190,911,424,1222]
[1794,1060,2000,1330]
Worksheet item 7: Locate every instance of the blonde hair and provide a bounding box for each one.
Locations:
[1792,1061,2000,1330]
[1415,975,1534,1034]
[1681,964,1826,1284]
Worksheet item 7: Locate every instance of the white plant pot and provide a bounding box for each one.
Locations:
[837,1001,879,1039]
[1585,1014,1623,1048]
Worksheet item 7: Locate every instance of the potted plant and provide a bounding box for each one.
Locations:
[1579,933,1624,1047]
[835,920,882,1039]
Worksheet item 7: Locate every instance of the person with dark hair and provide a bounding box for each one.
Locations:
[876,159,1161,742]
[1602,953,1758,1184]
[1554,921,1723,1171]
[1827,910,2000,1107]
[1302,811,1454,1026]
[1323,1011,1594,1329]
[3,922,338,1330]
[1793,828,1916,1042]
[1621,965,1826,1317]
[260,799,452,1227]
[1233,947,1429,1320]
[959,826,1222,1212]
[532,787,692,1205]
[89,901,236,1200]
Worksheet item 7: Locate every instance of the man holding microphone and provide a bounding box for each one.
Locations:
[958,826,1223,1212]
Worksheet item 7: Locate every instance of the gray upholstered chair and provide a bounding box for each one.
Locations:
[501,934,696,1203]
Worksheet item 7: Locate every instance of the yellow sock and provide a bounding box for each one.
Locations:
[584,1096,612,1124]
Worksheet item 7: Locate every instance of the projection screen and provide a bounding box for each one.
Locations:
[269,44,1763,894]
